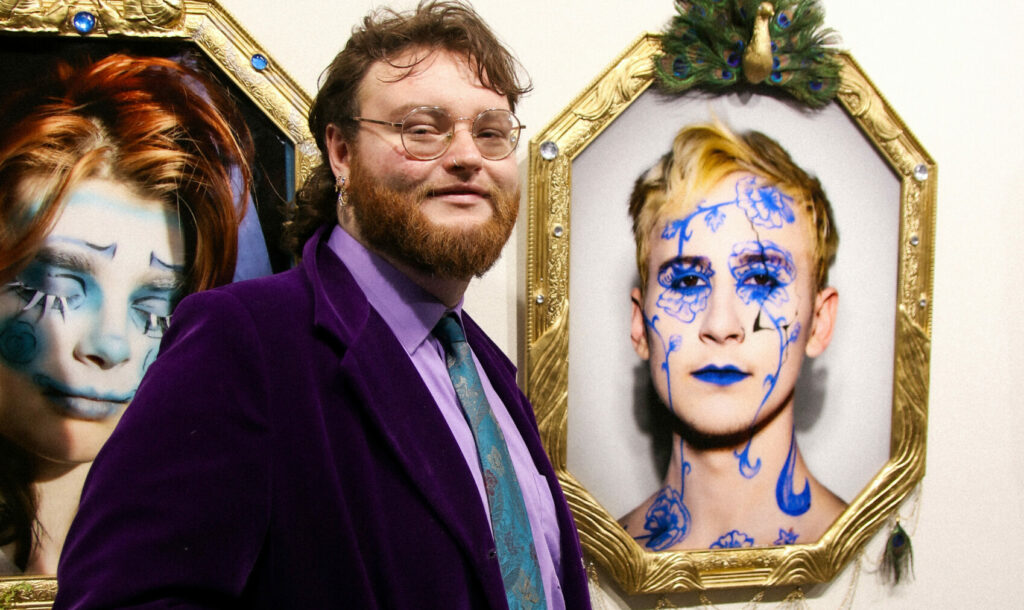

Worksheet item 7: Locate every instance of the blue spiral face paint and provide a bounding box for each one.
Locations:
[637,172,818,514]
[0,178,185,464]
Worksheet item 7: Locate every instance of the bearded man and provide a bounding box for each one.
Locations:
[54,2,590,608]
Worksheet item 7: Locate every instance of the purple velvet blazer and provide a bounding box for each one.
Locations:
[55,228,590,609]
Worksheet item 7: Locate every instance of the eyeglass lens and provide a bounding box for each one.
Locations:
[400,107,521,160]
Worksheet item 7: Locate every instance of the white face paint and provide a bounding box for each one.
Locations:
[0,178,184,464]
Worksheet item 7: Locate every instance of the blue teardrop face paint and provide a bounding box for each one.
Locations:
[639,172,816,452]
[0,178,184,464]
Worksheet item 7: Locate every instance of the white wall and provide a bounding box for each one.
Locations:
[220,1,1024,607]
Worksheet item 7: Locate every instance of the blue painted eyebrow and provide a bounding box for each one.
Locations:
[50,236,117,258]
[150,253,185,273]
[730,242,797,274]
[732,251,794,271]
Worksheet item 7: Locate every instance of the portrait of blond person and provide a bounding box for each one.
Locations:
[54,2,590,608]
[618,122,844,552]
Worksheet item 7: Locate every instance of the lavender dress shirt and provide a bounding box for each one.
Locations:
[327,226,565,608]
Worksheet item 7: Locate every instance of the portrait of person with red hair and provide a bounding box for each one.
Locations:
[0,52,254,574]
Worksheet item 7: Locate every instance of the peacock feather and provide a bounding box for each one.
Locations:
[881,521,914,584]
[655,0,841,108]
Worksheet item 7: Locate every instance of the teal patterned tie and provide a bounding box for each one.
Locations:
[433,314,546,610]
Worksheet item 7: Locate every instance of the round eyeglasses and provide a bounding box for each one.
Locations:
[349,106,524,161]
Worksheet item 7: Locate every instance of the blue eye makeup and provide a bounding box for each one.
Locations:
[11,262,89,319]
[130,293,175,339]
[658,258,713,293]
[7,256,179,340]
[729,242,795,307]
[656,258,714,323]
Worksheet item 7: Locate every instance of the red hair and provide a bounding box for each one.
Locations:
[0,53,252,293]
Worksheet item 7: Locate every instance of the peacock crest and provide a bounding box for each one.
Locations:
[656,0,841,107]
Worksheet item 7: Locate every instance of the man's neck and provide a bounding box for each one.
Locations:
[338,216,470,308]
[667,403,800,517]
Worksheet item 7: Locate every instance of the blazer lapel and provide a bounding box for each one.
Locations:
[302,229,496,583]
[339,315,492,548]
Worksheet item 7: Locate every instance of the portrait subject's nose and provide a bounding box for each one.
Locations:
[699,287,745,344]
[74,304,131,369]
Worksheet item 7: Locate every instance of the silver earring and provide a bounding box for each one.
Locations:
[336,176,348,209]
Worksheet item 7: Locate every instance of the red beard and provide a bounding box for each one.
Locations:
[347,157,519,280]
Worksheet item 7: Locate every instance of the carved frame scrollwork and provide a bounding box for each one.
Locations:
[525,33,933,593]
[0,2,313,606]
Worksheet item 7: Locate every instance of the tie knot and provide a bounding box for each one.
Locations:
[432,313,467,348]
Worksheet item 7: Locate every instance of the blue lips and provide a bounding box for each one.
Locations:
[33,373,135,403]
[691,365,750,386]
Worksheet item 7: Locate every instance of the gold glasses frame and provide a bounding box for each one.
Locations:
[349,106,525,161]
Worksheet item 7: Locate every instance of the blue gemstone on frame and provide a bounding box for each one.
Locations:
[770,71,782,83]
[720,70,733,80]
[727,52,740,67]
[250,54,269,71]
[72,11,96,34]
[777,13,791,28]
[809,80,823,91]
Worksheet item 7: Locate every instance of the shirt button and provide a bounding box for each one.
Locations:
[488,549,497,559]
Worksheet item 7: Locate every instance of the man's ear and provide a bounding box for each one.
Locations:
[805,286,839,358]
[325,124,351,179]
[630,287,650,360]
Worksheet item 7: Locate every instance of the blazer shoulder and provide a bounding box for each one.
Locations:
[178,267,314,327]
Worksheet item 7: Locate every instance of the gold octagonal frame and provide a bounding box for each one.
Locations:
[525,34,933,593]
[0,1,313,605]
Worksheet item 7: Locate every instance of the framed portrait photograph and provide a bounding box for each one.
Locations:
[0,1,313,604]
[524,32,934,593]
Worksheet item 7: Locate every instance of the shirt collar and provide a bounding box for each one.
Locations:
[326,225,462,355]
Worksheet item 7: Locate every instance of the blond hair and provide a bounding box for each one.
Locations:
[628,122,838,291]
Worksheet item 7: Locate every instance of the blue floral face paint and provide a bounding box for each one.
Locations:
[710,530,755,549]
[774,528,799,545]
[0,178,184,465]
[628,433,693,550]
[730,242,796,312]
[656,257,713,323]
[637,172,818,514]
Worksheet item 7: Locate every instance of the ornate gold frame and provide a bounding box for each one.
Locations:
[525,33,933,593]
[0,1,313,606]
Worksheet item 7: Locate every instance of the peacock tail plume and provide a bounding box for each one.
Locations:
[655,0,841,108]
